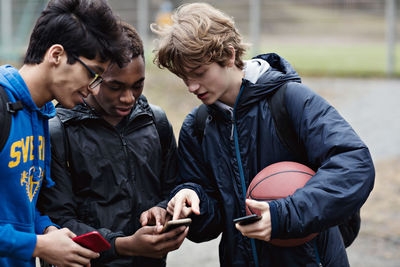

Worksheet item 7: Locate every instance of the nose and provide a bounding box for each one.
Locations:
[186,80,200,93]
[120,89,135,104]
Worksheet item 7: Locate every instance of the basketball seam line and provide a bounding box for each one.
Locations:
[249,170,313,196]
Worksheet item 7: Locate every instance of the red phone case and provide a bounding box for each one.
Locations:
[72,231,111,253]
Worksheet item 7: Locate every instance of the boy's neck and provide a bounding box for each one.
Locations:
[219,67,244,107]
[19,64,52,108]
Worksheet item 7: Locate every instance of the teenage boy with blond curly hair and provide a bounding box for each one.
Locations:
[152,2,374,267]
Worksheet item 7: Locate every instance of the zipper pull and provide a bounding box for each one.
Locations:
[120,133,127,146]
[229,108,235,141]
[230,121,234,141]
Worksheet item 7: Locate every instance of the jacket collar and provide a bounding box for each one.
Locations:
[206,53,302,121]
[56,95,152,125]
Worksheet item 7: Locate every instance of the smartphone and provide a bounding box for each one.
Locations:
[161,218,192,233]
[233,214,262,226]
[72,231,111,253]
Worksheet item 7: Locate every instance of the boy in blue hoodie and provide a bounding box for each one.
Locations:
[152,3,375,267]
[0,0,130,266]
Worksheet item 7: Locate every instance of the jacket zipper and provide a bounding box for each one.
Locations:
[313,238,323,266]
[117,114,153,198]
[119,131,135,198]
[232,85,259,267]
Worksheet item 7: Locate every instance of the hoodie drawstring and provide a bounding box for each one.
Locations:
[31,111,55,187]
[43,119,54,187]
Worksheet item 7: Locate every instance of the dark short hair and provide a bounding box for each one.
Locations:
[24,0,129,67]
[120,21,144,60]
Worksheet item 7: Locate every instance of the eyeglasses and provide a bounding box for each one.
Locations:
[73,56,104,89]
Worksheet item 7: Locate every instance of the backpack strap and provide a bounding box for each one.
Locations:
[193,104,209,145]
[49,114,70,170]
[0,85,23,152]
[266,83,309,165]
[150,104,171,158]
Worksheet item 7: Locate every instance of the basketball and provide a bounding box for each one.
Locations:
[246,161,318,247]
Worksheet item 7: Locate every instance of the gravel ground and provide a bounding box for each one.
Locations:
[167,77,400,267]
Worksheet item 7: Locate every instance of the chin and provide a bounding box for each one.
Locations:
[60,99,78,109]
[202,98,216,105]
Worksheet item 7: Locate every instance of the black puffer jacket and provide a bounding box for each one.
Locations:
[171,53,375,266]
[38,96,178,266]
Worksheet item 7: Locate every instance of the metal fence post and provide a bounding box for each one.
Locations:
[249,0,261,57]
[1,0,12,60]
[386,0,397,76]
[137,0,149,48]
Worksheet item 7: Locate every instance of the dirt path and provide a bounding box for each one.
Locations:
[167,77,400,266]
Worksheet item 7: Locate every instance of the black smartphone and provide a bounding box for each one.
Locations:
[161,218,192,233]
[233,214,262,226]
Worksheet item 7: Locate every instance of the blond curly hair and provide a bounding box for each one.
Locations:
[151,2,247,78]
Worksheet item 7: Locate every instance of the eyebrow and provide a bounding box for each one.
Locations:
[106,77,145,87]
[133,78,145,86]
[90,64,105,74]
[184,66,204,78]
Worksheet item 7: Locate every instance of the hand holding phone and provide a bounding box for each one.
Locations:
[161,218,192,233]
[72,231,111,253]
[233,214,262,226]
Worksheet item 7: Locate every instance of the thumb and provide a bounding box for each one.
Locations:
[246,199,269,212]
[62,228,76,239]
[139,211,149,226]
[190,197,200,215]
[154,212,162,228]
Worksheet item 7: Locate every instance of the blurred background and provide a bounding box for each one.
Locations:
[1,0,399,77]
[1,0,399,266]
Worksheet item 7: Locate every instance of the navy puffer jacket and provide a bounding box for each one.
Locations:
[171,53,375,267]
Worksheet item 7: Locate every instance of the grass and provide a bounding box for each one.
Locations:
[246,42,400,77]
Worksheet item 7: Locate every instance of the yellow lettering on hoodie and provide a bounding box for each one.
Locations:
[30,136,34,161]
[38,136,44,160]
[21,136,30,163]
[9,140,22,168]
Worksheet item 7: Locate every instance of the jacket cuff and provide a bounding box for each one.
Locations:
[109,233,124,257]
[98,231,125,260]
[35,214,59,234]
[156,200,168,209]
[10,231,37,261]
[269,201,280,239]
[169,182,202,200]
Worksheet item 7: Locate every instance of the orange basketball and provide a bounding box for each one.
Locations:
[246,161,318,247]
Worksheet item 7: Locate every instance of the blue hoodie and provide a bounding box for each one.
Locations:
[0,65,56,266]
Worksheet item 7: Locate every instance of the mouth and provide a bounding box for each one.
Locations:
[115,106,133,115]
[116,106,133,111]
[197,92,208,100]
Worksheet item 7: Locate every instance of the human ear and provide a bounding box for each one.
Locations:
[46,44,65,65]
[227,45,236,67]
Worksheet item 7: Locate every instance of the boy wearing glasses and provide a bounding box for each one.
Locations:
[152,2,375,267]
[38,22,186,266]
[0,0,129,266]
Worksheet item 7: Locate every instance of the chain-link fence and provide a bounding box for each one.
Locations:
[1,0,398,73]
